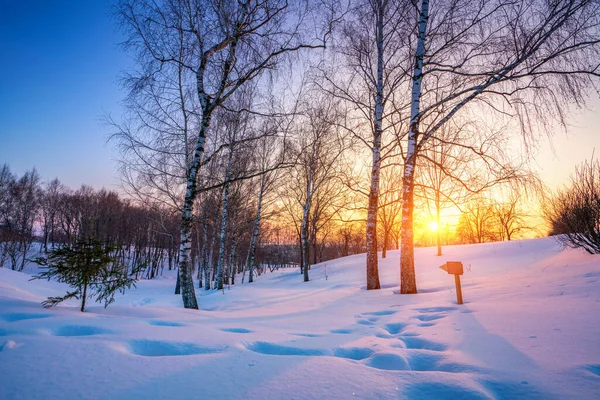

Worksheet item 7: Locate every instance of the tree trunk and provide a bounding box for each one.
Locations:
[248,173,266,283]
[312,233,318,265]
[198,217,208,288]
[229,240,237,286]
[400,0,429,295]
[215,150,233,290]
[301,202,311,282]
[81,282,88,312]
[365,0,384,290]
[175,272,181,294]
[382,229,388,259]
[205,219,217,290]
[176,111,212,309]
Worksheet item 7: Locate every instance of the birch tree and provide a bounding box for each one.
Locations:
[117,0,331,308]
[400,0,600,294]
[247,133,281,283]
[285,99,346,282]
[319,0,411,289]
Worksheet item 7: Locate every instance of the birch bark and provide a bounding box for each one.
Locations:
[400,0,429,295]
[248,172,266,283]
[215,149,234,290]
[363,0,386,290]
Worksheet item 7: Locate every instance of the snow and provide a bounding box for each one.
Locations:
[1,237,599,399]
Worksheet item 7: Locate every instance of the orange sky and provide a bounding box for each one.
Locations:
[533,98,600,191]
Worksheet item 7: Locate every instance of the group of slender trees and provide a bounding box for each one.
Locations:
[0,162,364,288]
[108,0,600,308]
[0,165,180,276]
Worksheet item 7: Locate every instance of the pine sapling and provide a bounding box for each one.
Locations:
[33,239,137,312]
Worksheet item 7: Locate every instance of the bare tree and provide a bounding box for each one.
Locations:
[1,168,41,271]
[400,0,600,294]
[116,0,332,308]
[246,132,282,283]
[283,98,347,281]
[545,158,600,253]
[319,0,411,289]
[494,191,533,241]
[40,179,68,252]
[455,196,499,244]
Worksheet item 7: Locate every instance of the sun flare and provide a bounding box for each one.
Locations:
[429,221,439,231]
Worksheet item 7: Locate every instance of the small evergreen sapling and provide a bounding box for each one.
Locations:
[34,239,137,312]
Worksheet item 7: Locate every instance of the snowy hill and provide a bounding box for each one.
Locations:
[1,237,599,399]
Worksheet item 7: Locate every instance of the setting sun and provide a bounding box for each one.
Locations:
[429,221,439,231]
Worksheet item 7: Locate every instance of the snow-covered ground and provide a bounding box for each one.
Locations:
[1,237,599,399]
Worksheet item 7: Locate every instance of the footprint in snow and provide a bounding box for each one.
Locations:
[401,336,448,352]
[366,353,410,371]
[245,341,326,356]
[384,322,408,335]
[291,333,320,337]
[406,351,446,371]
[410,306,455,323]
[220,328,253,334]
[584,364,600,377]
[375,331,394,339]
[414,314,446,322]
[148,320,185,327]
[356,319,375,326]
[126,339,224,357]
[52,325,114,337]
[331,328,353,334]
[333,347,374,360]
[244,341,374,361]
[413,306,457,314]
[1,313,52,322]
[362,310,397,316]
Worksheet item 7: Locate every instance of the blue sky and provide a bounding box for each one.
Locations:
[0,0,132,189]
[0,0,598,192]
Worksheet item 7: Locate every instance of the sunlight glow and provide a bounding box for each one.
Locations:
[429,221,439,232]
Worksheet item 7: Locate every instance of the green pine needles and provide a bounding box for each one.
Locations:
[34,239,137,312]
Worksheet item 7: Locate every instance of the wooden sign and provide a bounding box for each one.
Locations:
[439,261,463,275]
[439,261,464,305]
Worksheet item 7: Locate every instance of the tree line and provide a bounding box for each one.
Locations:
[0,163,366,285]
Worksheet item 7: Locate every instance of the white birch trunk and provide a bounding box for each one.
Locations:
[400,0,430,295]
[301,197,311,282]
[206,213,218,290]
[177,111,212,308]
[365,0,385,290]
[215,150,233,290]
[248,172,266,283]
[301,165,314,282]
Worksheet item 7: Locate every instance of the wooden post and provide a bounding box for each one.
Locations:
[440,261,464,305]
[454,274,463,305]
